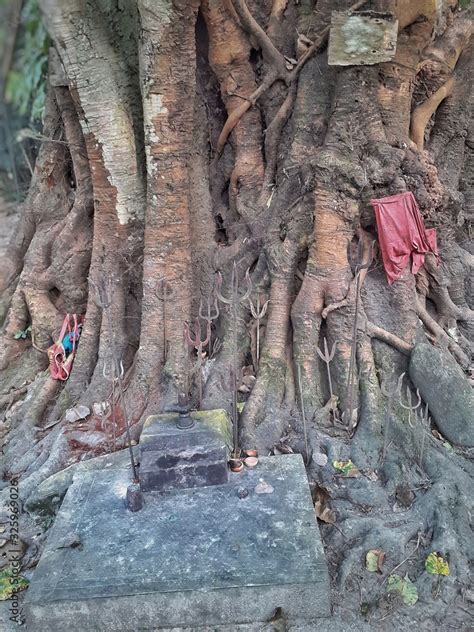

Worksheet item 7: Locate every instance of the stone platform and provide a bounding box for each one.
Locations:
[24,455,330,631]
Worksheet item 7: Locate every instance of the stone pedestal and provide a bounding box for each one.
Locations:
[139,409,232,492]
[24,455,330,630]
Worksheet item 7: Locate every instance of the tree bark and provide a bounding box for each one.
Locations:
[1,1,473,626]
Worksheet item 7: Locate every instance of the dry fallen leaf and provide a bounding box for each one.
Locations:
[315,500,336,524]
[366,548,385,573]
[273,443,294,455]
[363,469,378,482]
[65,405,91,423]
[313,486,335,523]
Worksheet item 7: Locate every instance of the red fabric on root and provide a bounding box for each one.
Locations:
[370,191,439,284]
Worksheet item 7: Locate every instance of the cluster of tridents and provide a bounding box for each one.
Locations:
[96,256,431,478]
[184,297,219,409]
[183,263,269,459]
[381,373,431,467]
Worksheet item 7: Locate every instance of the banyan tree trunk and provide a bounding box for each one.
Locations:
[1,1,473,626]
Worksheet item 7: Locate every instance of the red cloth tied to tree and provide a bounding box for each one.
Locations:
[370,191,439,285]
[48,314,81,381]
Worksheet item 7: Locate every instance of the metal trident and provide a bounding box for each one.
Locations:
[220,366,239,457]
[248,293,269,367]
[344,238,375,431]
[380,373,404,464]
[316,337,338,422]
[102,358,124,451]
[91,274,138,482]
[155,278,174,363]
[398,373,422,428]
[199,296,219,357]
[216,262,252,457]
[216,262,253,308]
[417,403,430,467]
[184,318,210,410]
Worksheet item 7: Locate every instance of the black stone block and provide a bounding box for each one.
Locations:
[138,410,232,492]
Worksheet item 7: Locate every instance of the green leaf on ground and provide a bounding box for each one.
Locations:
[425,552,450,576]
[332,459,360,477]
[236,402,245,414]
[386,574,418,606]
[14,325,32,339]
[0,568,29,601]
[366,549,385,572]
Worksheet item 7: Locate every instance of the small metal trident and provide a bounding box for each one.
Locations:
[216,262,252,455]
[199,296,219,357]
[216,262,253,309]
[102,358,124,451]
[380,373,404,464]
[398,373,422,428]
[184,318,210,409]
[344,238,375,431]
[417,403,430,467]
[220,365,240,457]
[155,278,174,363]
[248,293,269,367]
[316,337,339,422]
[91,274,139,482]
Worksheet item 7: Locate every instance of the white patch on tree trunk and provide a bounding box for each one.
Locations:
[143,94,168,176]
[150,93,167,114]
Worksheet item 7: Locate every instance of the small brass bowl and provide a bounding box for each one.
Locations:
[244,456,258,468]
[245,449,258,458]
[229,458,244,473]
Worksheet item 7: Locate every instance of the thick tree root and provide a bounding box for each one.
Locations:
[410,77,455,150]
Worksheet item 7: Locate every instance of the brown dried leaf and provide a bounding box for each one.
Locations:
[363,469,378,482]
[315,500,336,524]
[345,466,361,478]
[273,443,294,455]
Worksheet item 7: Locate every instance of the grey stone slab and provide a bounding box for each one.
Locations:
[24,455,330,630]
[24,447,139,518]
[139,409,232,491]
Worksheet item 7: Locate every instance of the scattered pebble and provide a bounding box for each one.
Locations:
[255,480,274,494]
[313,452,328,467]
